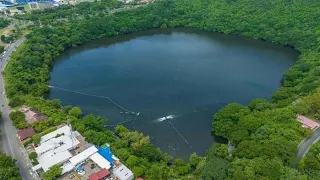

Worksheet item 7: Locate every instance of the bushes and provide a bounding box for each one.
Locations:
[28,152,37,160]
[9,111,27,129]
[42,165,62,180]
[32,134,41,145]
[23,138,32,147]
[1,35,14,44]
[0,45,4,54]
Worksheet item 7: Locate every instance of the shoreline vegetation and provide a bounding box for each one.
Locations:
[3,0,320,179]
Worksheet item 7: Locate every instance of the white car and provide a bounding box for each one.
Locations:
[78,171,86,176]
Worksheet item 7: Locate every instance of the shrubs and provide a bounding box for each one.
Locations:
[32,134,41,145]
[28,152,37,160]
[9,111,27,129]
[42,165,62,180]
[23,138,33,147]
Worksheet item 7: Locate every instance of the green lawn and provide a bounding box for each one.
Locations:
[9,4,31,13]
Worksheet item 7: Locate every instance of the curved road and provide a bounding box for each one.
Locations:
[0,37,38,180]
[295,127,320,167]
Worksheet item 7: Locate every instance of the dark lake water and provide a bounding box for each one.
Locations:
[49,28,298,159]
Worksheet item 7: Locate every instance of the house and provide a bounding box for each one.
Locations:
[69,146,98,166]
[90,152,111,170]
[20,106,48,123]
[97,146,119,167]
[17,127,35,141]
[113,163,134,180]
[33,125,80,172]
[297,114,320,131]
[88,169,110,180]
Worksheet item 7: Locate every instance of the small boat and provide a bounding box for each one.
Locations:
[136,112,140,116]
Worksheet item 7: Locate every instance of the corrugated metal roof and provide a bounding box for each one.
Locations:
[70,146,98,166]
[90,153,111,170]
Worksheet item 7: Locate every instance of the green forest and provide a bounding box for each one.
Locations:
[3,0,320,179]
[0,152,21,180]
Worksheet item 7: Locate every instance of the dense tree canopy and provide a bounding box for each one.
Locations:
[3,0,320,179]
[42,165,62,180]
[0,18,10,29]
[0,153,21,180]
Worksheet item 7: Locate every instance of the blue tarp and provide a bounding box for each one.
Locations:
[98,147,115,167]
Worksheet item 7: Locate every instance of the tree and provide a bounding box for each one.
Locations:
[173,158,191,175]
[115,148,130,161]
[189,153,203,169]
[201,155,229,180]
[146,164,166,180]
[81,114,107,131]
[0,152,21,180]
[1,35,5,42]
[115,125,129,134]
[42,165,62,180]
[69,107,82,118]
[0,45,4,54]
[28,152,37,160]
[212,103,248,138]
[126,155,138,168]
[9,111,27,128]
[32,134,41,145]
[132,166,145,177]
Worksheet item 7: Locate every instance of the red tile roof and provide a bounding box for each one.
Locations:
[88,174,99,180]
[297,114,320,131]
[89,169,110,180]
[17,128,35,141]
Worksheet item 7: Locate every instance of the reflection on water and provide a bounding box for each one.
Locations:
[50,28,298,159]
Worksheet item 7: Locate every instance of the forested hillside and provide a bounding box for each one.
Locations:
[4,0,320,179]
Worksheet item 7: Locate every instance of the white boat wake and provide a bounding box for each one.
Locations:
[156,115,175,122]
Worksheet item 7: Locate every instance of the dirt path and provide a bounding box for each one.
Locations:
[0,24,13,45]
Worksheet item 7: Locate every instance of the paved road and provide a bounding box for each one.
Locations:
[0,37,39,180]
[295,127,320,167]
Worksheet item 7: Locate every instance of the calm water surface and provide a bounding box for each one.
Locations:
[49,28,298,159]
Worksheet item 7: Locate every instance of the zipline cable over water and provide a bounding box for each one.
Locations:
[167,119,192,149]
[49,85,192,147]
[48,85,140,115]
